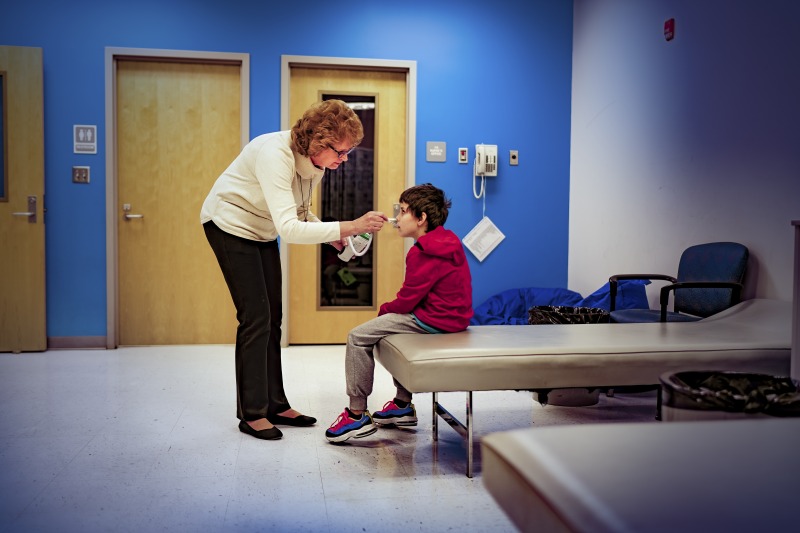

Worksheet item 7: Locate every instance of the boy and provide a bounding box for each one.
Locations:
[325,183,473,442]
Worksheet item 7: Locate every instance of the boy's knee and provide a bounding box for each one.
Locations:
[348,322,373,342]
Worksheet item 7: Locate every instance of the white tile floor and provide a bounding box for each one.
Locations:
[0,345,659,532]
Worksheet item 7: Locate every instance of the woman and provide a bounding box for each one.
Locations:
[201,99,387,440]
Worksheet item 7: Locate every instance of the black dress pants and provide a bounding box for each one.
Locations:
[203,221,290,421]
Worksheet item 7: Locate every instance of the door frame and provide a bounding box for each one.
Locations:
[104,47,250,349]
[280,55,417,347]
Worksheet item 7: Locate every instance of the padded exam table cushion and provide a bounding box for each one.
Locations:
[375,299,791,393]
[482,419,800,532]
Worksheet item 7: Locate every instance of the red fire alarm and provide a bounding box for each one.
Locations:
[664,18,675,41]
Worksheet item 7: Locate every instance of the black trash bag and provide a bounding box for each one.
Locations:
[661,371,800,417]
[528,305,610,325]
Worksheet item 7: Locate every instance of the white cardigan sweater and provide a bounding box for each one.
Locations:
[200,131,341,244]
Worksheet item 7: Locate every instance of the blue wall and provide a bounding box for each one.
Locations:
[2,0,574,338]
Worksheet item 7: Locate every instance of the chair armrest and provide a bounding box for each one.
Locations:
[609,274,677,311]
[658,282,743,322]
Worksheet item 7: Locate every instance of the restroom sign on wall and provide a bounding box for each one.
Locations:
[74,124,97,154]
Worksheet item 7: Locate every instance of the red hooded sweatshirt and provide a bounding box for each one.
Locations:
[378,226,473,332]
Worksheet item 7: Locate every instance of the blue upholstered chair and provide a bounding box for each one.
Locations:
[608,242,749,323]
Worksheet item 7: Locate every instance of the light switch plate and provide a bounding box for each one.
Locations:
[72,166,90,184]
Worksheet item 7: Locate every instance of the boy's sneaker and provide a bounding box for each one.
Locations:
[325,409,377,443]
[372,400,418,426]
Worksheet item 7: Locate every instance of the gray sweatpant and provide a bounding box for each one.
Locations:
[345,313,429,411]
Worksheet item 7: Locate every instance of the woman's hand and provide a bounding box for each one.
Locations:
[339,211,388,238]
[328,238,347,251]
[358,211,388,233]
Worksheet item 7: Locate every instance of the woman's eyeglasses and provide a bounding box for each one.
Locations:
[328,145,355,160]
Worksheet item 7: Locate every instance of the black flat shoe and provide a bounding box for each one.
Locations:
[238,420,282,440]
[267,414,317,427]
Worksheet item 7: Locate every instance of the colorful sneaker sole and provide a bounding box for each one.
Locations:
[325,421,378,443]
[373,415,418,427]
[352,423,378,438]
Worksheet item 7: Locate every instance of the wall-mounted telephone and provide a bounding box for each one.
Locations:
[473,143,498,199]
[475,144,498,177]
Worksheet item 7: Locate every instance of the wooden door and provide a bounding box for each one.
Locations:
[0,46,45,352]
[116,59,241,345]
[288,68,407,344]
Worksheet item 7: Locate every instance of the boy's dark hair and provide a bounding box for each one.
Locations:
[399,183,451,231]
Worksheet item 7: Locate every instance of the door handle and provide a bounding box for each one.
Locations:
[122,203,144,221]
[12,196,37,223]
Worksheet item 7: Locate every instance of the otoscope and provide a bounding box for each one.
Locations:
[337,204,400,262]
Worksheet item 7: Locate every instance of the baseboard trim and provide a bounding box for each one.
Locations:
[47,336,107,350]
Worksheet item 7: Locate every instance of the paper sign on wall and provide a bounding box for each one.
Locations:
[462,216,505,262]
[426,141,446,162]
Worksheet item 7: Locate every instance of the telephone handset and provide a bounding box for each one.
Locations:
[474,144,498,177]
[473,144,498,199]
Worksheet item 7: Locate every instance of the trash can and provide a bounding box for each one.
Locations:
[528,305,609,325]
[534,388,600,407]
[659,371,800,421]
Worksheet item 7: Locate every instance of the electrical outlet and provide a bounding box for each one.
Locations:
[72,166,90,184]
[509,150,519,166]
